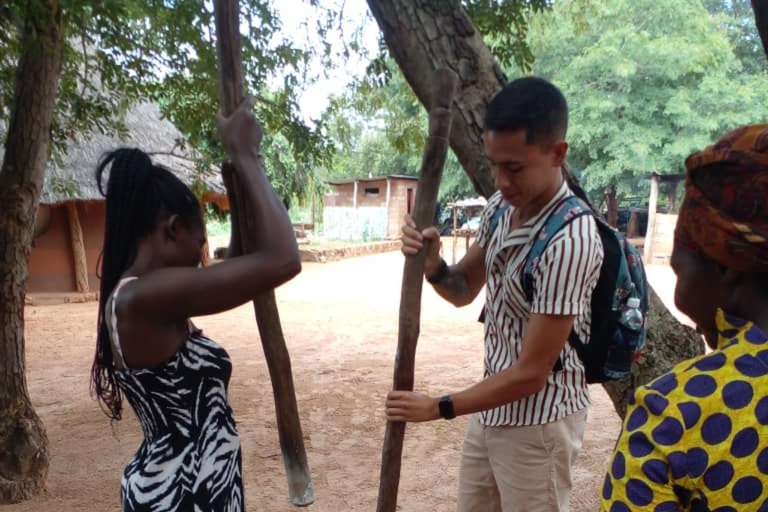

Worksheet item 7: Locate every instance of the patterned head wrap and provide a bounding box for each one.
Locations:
[675,125,768,273]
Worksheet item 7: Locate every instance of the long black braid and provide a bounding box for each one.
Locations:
[92,148,202,421]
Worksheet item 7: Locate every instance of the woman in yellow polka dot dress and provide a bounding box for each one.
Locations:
[600,125,768,512]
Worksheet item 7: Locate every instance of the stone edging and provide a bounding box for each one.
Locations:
[300,241,400,263]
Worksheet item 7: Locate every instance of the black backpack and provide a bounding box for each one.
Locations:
[483,194,649,383]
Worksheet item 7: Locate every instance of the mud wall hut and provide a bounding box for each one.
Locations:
[1,102,227,294]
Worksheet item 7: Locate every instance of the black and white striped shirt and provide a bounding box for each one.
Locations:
[476,181,603,427]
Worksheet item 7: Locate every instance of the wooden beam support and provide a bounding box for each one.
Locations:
[385,178,392,237]
[627,210,640,238]
[644,175,660,263]
[65,202,88,293]
[376,68,458,512]
[668,181,679,213]
[212,0,313,506]
[452,206,458,264]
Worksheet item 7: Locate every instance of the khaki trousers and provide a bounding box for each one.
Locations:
[456,408,588,512]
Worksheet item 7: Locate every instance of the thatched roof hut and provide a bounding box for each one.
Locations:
[0,101,227,295]
[33,101,226,206]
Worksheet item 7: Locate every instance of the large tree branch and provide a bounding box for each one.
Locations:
[752,0,768,60]
[366,0,500,197]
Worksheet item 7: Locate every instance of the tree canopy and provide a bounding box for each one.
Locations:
[702,0,766,73]
[524,0,768,199]
[320,57,476,204]
[2,0,766,208]
[0,0,342,204]
[324,0,768,208]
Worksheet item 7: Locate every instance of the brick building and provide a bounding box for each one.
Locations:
[323,175,418,241]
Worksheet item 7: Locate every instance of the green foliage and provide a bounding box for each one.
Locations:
[525,0,768,199]
[321,58,475,203]
[1,0,338,204]
[464,0,551,71]
[48,176,80,199]
[702,0,766,73]
[335,0,581,200]
[205,216,232,238]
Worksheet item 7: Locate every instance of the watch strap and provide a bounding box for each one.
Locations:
[426,259,449,284]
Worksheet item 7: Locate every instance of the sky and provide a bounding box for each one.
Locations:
[272,0,381,124]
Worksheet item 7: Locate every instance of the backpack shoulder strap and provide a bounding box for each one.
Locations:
[521,195,592,303]
[477,202,509,325]
[488,202,510,238]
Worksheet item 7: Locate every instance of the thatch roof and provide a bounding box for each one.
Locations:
[0,102,225,205]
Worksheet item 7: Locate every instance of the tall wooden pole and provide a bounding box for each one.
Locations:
[212,0,313,506]
[376,68,458,512]
[644,174,660,264]
[627,210,640,238]
[668,180,679,213]
[451,207,458,264]
[65,202,89,293]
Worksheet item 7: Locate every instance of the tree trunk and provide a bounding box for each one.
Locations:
[366,0,704,418]
[751,0,768,61]
[603,286,704,419]
[0,0,63,503]
[606,184,618,227]
[366,0,499,197]
[644,175,660,263]
[65,202,89,293]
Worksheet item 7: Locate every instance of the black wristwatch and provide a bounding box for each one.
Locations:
[426,259,449,284]
[438,395,456,420]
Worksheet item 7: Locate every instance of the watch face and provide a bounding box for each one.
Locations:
[439,396,455,419]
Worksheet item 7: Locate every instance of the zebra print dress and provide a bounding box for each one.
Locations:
[107,278,244,511]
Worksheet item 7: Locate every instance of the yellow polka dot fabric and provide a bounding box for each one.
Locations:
[600,310,768,512]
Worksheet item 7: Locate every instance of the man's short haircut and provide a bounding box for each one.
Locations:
[484,76,568,146]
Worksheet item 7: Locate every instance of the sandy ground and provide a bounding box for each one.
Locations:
[11,250,688,512]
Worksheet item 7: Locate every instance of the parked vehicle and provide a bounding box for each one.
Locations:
[435,207,467,235]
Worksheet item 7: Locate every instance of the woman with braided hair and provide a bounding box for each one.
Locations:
[92,98,300,511]
[601,125,768,511]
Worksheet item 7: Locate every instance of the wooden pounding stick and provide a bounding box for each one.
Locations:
[212,0,314,505]
[376,68,459,512]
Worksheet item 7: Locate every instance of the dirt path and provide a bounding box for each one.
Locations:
[14,251,624,511]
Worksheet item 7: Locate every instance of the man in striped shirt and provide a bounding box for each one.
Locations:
[387,77,604,511]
